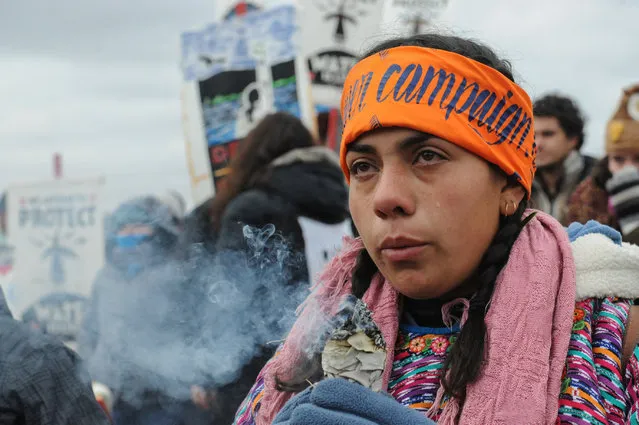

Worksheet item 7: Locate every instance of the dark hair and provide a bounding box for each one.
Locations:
[533,94,586,150]
[209,112,314,229]
[277,34,532,405]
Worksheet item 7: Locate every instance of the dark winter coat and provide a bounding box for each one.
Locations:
[197,146,351,424]
[0,288,110,425]
[216,146,350,278]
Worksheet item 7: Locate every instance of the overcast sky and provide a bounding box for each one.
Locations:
[1,0,637,213]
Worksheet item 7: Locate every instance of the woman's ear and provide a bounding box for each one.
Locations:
[499,185,526,216]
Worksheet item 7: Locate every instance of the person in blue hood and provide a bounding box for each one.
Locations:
[106,194,182,278]
[78,194,208,425]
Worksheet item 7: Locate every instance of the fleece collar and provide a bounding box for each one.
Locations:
[573,233,639,300]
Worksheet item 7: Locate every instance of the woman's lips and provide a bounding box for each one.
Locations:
[380,243,429,262]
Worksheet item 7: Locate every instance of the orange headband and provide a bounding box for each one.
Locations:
[340,46,536,196]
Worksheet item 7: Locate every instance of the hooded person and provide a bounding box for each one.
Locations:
[231,34,639,425]
[78,195,194,425]
[566,83,639,244]
[185,112,352,424]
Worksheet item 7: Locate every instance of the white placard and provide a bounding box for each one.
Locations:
[5,178,105,345]
[300,0,385,108]
[298,217,352,285]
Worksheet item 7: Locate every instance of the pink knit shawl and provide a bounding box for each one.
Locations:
[257,211,576,425]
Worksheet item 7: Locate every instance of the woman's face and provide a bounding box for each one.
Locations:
[346,128,523,300]
[608,149,639,174]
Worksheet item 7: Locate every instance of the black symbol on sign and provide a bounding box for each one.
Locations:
[398,0,449,35]
[317,0,371,44]
[404,15,430,35]
[246,88,260,123]
[325,1,356,43]
[38,232,78,286]
[198,55,225,67]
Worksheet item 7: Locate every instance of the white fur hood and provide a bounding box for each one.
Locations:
[574,234,639,300]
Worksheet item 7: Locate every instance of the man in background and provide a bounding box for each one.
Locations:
[532,94,597,224]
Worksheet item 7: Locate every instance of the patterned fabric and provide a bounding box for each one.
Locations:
[388,325,458,418]
[557,298,631,424]
[625,345,639,423]
[606,166,639,238]
[234,363,268,425]
[233,297,639,425]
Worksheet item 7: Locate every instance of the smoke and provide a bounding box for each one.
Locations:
[79,223,311,408]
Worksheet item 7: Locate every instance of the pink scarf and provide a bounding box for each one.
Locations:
[257,211,576,425]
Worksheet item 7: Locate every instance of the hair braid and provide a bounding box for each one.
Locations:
[441,200,531,400]
[351,249,379,299]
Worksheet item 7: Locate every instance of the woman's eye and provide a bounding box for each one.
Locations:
[350,161,377,177]
[415,149,446,165]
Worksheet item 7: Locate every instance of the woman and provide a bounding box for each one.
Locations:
[232,34,639,425]
[187,112,352,424]
[566,83,639,245]
[210,112,351,278]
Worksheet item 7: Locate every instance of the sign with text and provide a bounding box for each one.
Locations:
[5,179,105,346]
[300,0,384,108]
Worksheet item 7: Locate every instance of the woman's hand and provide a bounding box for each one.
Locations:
[273,379,436,425]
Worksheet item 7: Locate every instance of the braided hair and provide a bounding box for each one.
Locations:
[441,199,530,400]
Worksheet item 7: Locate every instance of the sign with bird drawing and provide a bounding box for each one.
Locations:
[5,178,104,346]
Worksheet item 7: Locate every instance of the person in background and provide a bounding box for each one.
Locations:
[0,285,110,424]
[531,94,597,224]
[188,112,351,424]
[211,112,352,282]
[78,194,197,425]
[566,83,639,244]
